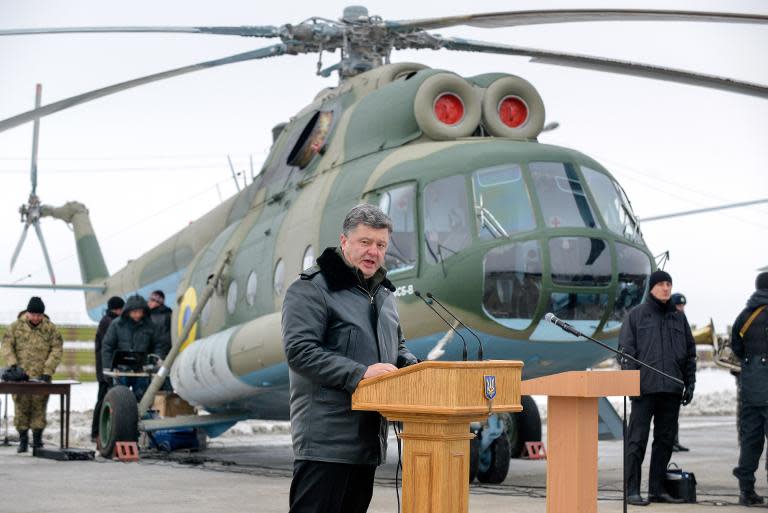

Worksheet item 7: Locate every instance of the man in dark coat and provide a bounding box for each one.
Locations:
[670,293,690,453]
[619,270,696,505]
[732,272,768,506]
[101,294,159,400]
[282,204,418,513]
[147,290,172,359]
[90,296,124,441]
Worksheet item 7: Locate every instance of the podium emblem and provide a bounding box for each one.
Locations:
[484,375,497,401]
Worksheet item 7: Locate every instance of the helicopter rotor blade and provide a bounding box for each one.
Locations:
[387,9,768,32]
[10,223,31,273]
[0,25,281,38]
[0,43,289,134]
[30,84,42,195]
[436,37,768,99]
[32,221,56,285]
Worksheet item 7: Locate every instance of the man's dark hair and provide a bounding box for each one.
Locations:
[342,204,393,236]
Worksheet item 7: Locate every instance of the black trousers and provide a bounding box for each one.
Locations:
[733,404,768,491]
[289,460,376,513]
[90,380,110,438]
[625,392,681,496]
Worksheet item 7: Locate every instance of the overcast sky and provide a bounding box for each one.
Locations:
[0,0,766,334]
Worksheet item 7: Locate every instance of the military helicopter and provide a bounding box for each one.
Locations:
[2,6,767,483]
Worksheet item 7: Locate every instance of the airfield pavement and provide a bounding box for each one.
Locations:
[0,413,756,513]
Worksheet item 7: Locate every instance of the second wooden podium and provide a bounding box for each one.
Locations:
[352,360,523,513]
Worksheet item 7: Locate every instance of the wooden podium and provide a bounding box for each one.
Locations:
[352,361,523,513]
[522,370,640,513]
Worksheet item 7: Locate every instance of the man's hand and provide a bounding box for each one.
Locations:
[681,384,695,406]
[363,363,398,379]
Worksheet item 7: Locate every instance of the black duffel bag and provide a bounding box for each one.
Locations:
[664,462,697,503]
[1,365,29,382]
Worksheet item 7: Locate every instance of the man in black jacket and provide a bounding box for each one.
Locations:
[619,270,696,506]
[732,272,768,506]
[148,290,172,359]
[90,296,124,441]
[102,295,159,400]
[282,204,418,513]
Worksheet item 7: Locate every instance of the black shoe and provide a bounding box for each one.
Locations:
[739,490,765,506]
[627,494,650,506]
[16,430,28,453]
[649,492,685,503]
[672,442,690,452]
[31,430,44,449]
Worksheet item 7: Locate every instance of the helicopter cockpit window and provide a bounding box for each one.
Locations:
[287,111,334,169]
[483,240,542,330]
[530,162,598,229]
[377,183,417,273]
[581,167,642,242]
[606,243,652,330]
[423,175,471,264]
[472,165,535,239]
[548,292,609,326]
[549,237,611,287]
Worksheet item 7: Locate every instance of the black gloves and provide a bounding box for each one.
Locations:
[41,374,52,383]
[681,383,695,406]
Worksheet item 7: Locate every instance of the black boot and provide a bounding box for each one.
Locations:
[17,430,28,453]
[32,430,44,449]
[739,490,765,506]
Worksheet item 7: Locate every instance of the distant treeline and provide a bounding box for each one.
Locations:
[0,324,98,382]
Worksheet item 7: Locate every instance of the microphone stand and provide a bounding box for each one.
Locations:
[414,291,468,361]
[426,292,484,360]
[547,315,684,513]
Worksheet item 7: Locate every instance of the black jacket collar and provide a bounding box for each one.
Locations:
[316,247,395,292]
[646,294,676,314]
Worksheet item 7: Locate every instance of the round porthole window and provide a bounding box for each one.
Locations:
[274,259,285,295]
[227,280,238,315]
[246,271,258,306]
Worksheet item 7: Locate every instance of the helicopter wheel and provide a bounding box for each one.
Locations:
[98,385,139,458]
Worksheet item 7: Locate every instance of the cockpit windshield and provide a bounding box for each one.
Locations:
[423,175,471,265]
[472,165,535,239]
[530,161,598,229]
[580,166,642,243]
[482,240,542,330]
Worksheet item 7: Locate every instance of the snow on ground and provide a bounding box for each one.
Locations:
[0,366,737,446]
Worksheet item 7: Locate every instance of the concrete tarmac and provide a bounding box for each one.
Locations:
[0,415,756,512]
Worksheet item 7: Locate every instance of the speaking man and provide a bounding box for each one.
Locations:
[282,204,418,513]
[619,270,696,505]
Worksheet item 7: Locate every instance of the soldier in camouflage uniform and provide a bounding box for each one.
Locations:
[1,297,63,453]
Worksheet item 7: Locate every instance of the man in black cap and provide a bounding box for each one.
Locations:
[1,297,63,452]
[670,293,690,453]
[619,270,697,505]
[91,296,124,442]
[732,272,768,506]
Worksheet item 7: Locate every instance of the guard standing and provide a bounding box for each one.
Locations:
[732,272,768,506]
[619,271,696,505]
[670,293,690,453]
[1,297,63,453]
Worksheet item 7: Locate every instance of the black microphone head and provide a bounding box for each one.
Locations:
[544,312,555,323]
[426,292,434,299]
[414,290,422,297]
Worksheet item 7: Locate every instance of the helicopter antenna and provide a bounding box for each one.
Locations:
[227,155,241,192]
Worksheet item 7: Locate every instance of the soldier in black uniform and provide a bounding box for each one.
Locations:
[670,293,690,453]
[732,272,768,506]
[619,270,697,506]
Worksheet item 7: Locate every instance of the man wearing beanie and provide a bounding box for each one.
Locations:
[618,270,697,505]
[732,272,768,506]
[90,296,124,442]
[1,297,63,453]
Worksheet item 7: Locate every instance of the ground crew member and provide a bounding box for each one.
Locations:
[619,271,696,505]
[282,204,418,513]
[91,296,124,442]
[1,297,63,453]
[101,294,159,400]
[732,272,768,506]
[670,293,690,453]
[147,290,172,359]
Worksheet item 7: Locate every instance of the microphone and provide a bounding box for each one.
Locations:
[543,312,684,386]
[426,292,484,360]
[544,313,583,338]
[415,290,468,361]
